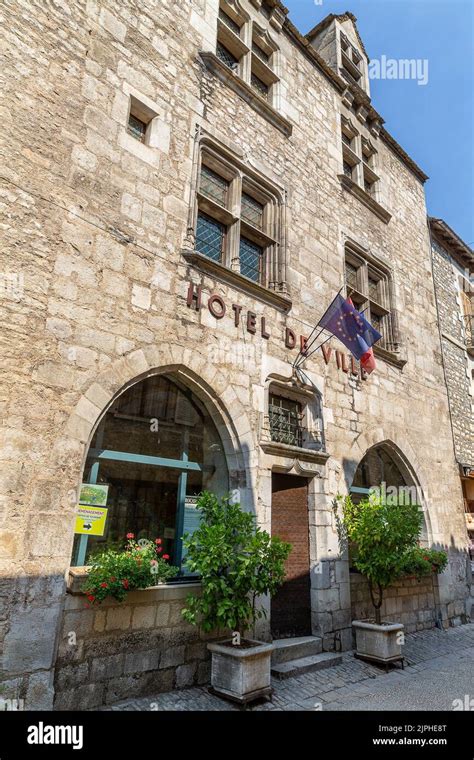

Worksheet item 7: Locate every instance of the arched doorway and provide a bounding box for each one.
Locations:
[350,442,429,545]
[71,373,229,573]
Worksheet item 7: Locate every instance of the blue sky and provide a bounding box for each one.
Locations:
[283,0,474,245]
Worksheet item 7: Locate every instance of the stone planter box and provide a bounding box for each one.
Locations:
[353,619,404,663]
[207,639,273,705]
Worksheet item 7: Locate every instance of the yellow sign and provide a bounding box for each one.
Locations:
[75,506,108,536]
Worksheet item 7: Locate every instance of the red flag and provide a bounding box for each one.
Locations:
[346,297,377,375]
[360,348,376,374]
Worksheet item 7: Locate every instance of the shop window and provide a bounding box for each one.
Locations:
[71,375,229,574]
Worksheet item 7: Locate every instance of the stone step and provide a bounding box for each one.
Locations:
[271,636,323,664]
[271,651,343,680]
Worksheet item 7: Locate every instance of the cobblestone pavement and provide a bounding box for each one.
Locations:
[100,623,474,712]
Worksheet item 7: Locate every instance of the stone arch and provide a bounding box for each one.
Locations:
[345,431,434,545]
[59,343,255,520]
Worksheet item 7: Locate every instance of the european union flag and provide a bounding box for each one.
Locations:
[318,294,382,360]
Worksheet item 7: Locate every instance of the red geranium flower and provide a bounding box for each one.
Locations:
[126,532,135,539]
[155,538,162,545]
[87,594,95,602]
[100,582,108,588]
[122,579,129,589]
[156,546,163,553]
[162,554,170,560]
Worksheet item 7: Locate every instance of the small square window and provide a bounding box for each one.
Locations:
[127,113,147,142]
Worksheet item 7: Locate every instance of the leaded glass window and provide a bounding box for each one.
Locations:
[251,72,269,99]
[252,41,270,63]
[216,41,239,71]
[345,260,358,291]
[239,237,262,282]
[219,8,241,36]
[200,165,229,207]
[196,213,225,263]
[241,193,263,229]
[343,161,353,178]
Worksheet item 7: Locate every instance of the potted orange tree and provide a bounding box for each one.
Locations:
[334,493,447,665]
[181,491,291,705]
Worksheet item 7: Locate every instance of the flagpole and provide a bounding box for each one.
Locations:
[292,285,345,368]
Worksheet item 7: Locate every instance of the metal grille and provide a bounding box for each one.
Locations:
[127,114,146,142]
[252,41,270,63]
[241,193,263,229]
[216,41,239,71]
[219,8,241,35]
[239,236,262,282]
[196,213,224,263]
[343,160,353,178]
[269,396,303,447]
[200,165,229,206]
[345,260,358,290]
[251,72,269,99]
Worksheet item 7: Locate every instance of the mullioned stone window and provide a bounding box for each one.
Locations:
[344,245,398,354]
[184,127,289,302]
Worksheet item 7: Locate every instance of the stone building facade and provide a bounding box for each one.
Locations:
[430,218,474,545]
[1,1,471,709]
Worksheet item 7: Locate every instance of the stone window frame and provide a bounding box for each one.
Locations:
[216,1,280,108]
[199,1,292,138]
[344,243,399,356]
[340,115,380,201]
[183,126,291,310]
[339,32,363,85]
[259,377,328,464]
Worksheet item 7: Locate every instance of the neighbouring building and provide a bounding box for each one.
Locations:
[430,219,474,553]
[1,1,471,710]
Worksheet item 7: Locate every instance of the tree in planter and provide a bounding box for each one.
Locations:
[181,491,292,638]
[333,494,447,625]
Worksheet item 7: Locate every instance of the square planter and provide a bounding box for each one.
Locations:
[352,619,404,663]
[207,639,273,705]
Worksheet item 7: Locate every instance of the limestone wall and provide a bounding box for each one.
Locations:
[54,581,210,710]
[0,0,470,708]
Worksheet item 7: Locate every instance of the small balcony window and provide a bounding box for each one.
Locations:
[269,395,303,447]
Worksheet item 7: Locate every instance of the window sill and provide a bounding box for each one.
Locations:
[182,248,292,313]
[259,439,330,464]
[338,174,392,224]
[199,51,293,137]
[67,567,201,601]
[373,344,407,369]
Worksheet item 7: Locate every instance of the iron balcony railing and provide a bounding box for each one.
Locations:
[260,410,325,451]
